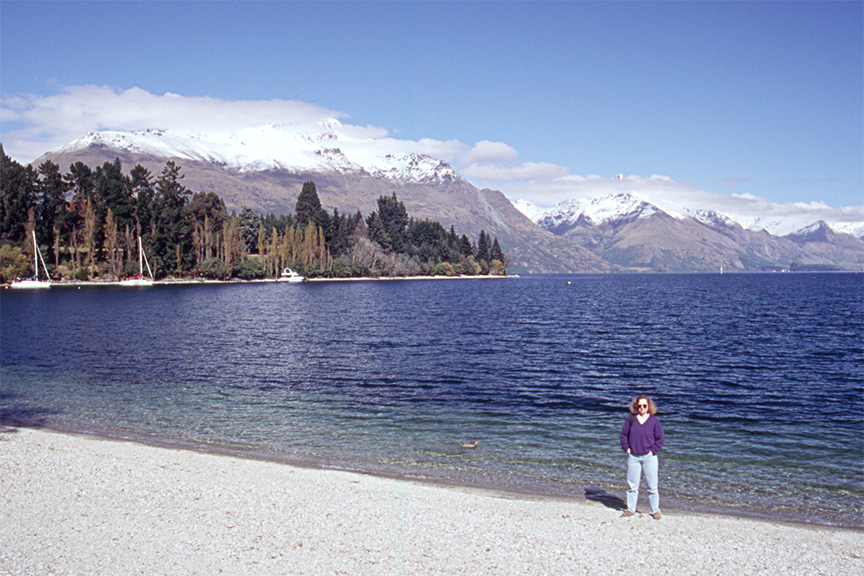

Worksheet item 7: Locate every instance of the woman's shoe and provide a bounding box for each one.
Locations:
[620,510,636,517]
[651,512,661,520]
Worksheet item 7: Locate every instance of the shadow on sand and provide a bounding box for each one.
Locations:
[584,487,626,510]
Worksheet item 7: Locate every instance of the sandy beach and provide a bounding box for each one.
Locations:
[1,427,860,576]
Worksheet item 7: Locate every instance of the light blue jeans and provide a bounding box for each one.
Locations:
[626,453,660,514]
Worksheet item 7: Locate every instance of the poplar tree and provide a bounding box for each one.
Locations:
[104,208,121,276]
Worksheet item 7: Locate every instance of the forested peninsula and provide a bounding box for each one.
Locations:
[0,148,508,283]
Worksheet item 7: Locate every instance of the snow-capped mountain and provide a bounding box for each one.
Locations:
[55,120,461,185]
[34,126,613,274]
[528,192,864,271]
[536,193,738,234]
[523,191,863,241]
[31,126,863,272]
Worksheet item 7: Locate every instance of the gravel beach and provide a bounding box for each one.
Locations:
[2,427,860,575]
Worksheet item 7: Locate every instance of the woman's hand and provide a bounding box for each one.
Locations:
[627,449,631,454]
[647,451,653,456]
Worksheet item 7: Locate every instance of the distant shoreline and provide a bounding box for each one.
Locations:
[3,274,518,288]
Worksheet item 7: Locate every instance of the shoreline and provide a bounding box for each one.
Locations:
[5,422,862,532]
[3,274,518,288]
[2,426,861,575]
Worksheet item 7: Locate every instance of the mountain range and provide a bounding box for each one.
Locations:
[527,193,864,272]
[31,121,863,273]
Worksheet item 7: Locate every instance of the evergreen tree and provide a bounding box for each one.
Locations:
[365,211,388,249]
[295,181,321,227]
[62,162,94,261]
[93,158,133,261]
[129,164,154,236]
[66,162,94,204]
[151,161,191,275]
[238,207,261,253]
[477,229,490,262]
[459,234,474,257]
[377,193,409,253]
[490,236,504,263]
[37,160,66,262]
[0,146,37,244]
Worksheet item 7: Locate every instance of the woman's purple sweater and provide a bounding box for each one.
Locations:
[620,414,665,456]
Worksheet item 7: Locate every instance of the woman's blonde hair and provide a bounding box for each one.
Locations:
[629,395,658,415]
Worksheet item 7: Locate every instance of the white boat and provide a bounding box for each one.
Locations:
[10,231,52,289]
[119,236,155,286]
[277,268,305,283]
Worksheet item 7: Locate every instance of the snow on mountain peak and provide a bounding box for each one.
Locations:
[511,198,545,221]
[537,192,667,228]
[533,192,754,233]
[52,123,462,185]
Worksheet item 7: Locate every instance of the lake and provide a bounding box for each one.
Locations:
[2,273,862,527]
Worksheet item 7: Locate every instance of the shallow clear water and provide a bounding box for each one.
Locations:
[2,273,862,527]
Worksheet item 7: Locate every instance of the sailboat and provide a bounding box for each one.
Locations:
[10,231,52,289]
[119,236,155,286]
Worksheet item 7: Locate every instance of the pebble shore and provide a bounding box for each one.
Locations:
[2,427,860,575]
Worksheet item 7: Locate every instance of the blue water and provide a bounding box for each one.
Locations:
[2,274,862,528]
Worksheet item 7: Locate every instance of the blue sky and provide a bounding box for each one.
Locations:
[1,1,862,215]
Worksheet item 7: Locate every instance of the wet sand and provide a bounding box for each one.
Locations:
[1,427,860,575]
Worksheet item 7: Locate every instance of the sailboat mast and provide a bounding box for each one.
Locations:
[138,236,144,275]
[31,231,52,282]
[32,231,39,279]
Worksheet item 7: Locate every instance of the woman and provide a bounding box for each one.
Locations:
[619,394,665,519]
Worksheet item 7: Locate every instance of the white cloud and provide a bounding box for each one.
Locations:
[1,86,349,162]
[462,161,569,181]
[462,140,518,164]
[411,138,468,161]
[1,86,482,168]
[499,174,702,208]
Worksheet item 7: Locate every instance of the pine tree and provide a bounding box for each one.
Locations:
[365,211,388,249]
[1,147,38,244]
[490,236,504,263]
[460,234,474,257]
[295,181,321,227]
[477,230,490,262]
[129,164,154,238]
[152,161,191,273]
[376,193,409,253]
[238,207,260,253]
[37,160,66,262]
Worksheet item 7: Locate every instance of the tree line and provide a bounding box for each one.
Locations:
[0,147,507,282]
